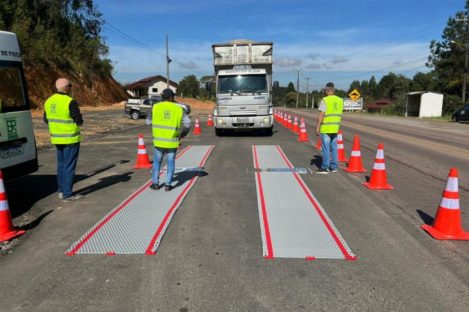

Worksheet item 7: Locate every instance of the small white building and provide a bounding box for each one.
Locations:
[405,91,444,118]
[125,75,178,98]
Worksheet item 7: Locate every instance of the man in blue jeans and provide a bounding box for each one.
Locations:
[44,78,84,201]
[149,89,190,191]
[315,82,343,174]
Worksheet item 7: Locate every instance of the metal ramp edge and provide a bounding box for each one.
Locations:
[66,145,215,256]
[252,144,356,260]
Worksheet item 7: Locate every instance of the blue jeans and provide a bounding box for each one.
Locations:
[320,133,338,170]
[56,143,80,198]
[152,147,176,186]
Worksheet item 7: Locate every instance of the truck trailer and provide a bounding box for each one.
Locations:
[212,40,273,135]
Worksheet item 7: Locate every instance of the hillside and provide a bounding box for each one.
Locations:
[25,66,128,109]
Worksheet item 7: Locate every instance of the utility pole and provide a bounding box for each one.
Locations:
[464,23,469,103]
[166,34,171,89]
[457,18,469,103]
[304,77,311,108]
[295,69,300,109]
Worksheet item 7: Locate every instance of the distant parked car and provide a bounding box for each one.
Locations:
[452,104,469,122]
[125,96,162,120]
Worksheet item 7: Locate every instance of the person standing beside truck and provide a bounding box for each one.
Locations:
[315,82,343,174]
[44,78,84,201]
[149,88,190,191]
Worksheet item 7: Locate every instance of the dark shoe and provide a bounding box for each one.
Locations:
[164,185,173,192]
[62,194,84,202]
[150,183,162,191]
[315,168,330,174]
[330,168,339,173]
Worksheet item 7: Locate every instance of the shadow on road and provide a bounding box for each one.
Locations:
[75,172,133,196]
[171,170,208,189]
[20,210,54,231]
[5,160,131,217]
[310,155,322,169]
[417,209,434,225]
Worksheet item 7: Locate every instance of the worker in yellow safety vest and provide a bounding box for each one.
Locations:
[315,82,343,174]
[44,78,84,201]
[149,88,190,191]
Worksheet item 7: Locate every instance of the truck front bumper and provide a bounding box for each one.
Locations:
[214,115,273,129]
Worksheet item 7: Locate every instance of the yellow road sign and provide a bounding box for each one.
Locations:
[349,89,361,101]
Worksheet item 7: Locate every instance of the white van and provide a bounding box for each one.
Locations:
[0,31,38,180]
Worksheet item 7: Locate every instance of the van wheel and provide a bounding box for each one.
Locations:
[130,110,140,120]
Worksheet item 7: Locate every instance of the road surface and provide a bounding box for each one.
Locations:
[1,109,468,312]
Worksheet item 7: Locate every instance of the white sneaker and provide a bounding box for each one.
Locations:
[58,192,64,199]
[62,194,84,202]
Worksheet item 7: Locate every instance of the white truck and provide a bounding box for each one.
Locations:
[212,40,273,135]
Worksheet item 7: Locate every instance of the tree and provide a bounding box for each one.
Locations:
[286,82,295,92]
[368,76,378,98]
[412,72,437,91]
[1,0,112,77]
[427,1,469,99]
[348,80,360,93]
[283,91,297,107]
[178,75,200,98]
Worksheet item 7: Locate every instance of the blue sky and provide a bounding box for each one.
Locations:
[95,0,464,90]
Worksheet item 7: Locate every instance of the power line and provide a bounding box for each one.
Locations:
[104,21,188,69]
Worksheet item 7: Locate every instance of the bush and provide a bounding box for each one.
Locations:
[443,94,462,115]
[381,95,406,116]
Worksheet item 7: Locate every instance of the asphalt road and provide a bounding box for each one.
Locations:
[1,110,468,312]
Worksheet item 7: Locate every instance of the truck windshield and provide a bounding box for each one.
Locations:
[0,61,28,113]
[218,74,267,94]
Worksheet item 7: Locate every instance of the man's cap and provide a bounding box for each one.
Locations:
[161,88,175,99]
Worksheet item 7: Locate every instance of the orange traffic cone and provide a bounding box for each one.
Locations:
[293,116,299,134]
[298,118,309,142]
[207,114,214,127]
[0,170,25,242]
[283,113,288,127]
[337,130,348,162]
[134,134,152,169]
[193,118,201,135]
[315,136,322,151]
[344,135,367,173]
[363,144,393,190]
[421,168,469,240]
[287,115,293,129]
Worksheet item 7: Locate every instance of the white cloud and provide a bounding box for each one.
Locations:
[276,58,302,67]
[109,40,430,89]
[177,61,198,70]
[330,56,348,64]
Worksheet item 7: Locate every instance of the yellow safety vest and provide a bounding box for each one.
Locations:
[152,101,183,148]
[44,93,81,144]
[320,95,343,134]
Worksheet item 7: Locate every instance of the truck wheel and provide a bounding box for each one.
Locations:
[130,110,140,120]
[265,127,273,136]
[215,128,224,136]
